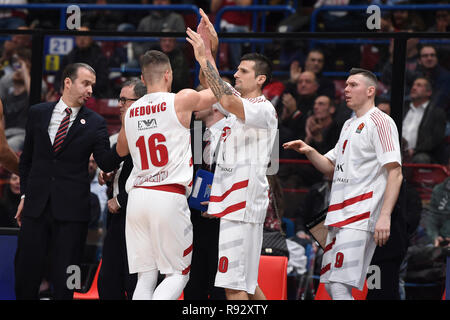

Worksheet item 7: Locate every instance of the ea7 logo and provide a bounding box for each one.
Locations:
[336,163,344,172]
[138,119,157,130]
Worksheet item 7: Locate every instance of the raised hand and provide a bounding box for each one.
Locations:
[186,27,208,66]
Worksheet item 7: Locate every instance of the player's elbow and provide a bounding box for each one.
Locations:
[116,143,129,157]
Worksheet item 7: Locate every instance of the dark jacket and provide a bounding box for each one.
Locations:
[403,99,446,161]
[19,102,122,222]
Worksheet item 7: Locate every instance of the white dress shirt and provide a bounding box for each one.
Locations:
[402,100,429,150]
[48,98,81,145]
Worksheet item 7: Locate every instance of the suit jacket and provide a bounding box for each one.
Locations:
[403,100,446,159]
[19,102,122,222]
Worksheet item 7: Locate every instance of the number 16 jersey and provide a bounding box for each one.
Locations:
[124,92,193,195]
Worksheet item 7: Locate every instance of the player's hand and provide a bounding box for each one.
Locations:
[282,139,313,155]
[107,197,120,214]
[98,170,116,185]
[198,8,218,57]
[374,214,390,246]
[186,27,207,66]
[200,201,217,219]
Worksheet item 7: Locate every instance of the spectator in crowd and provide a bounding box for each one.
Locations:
[279,71,320,142]
[0,25,31,78]
[98,79,146,300]
[380,30,419,90]
[304,95,340,155]
[402,77,446,163]
[1,47,31,152]
[427,8,450,70]
[0,0,27,30]
[390,7,425,32]
[210,0,252,70]
[81,0,145,32]
[0,173,20,227]
[132,0,186,63]
[54,26,109,98]
[421,176,450,247]
[360,12,394,71]
[0,98,18,174]
[415,45,450,119]
[289,49,335,100]
[157,32,190,93]
[314,0,367,32]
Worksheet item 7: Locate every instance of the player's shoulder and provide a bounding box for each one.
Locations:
[367,107,396,128]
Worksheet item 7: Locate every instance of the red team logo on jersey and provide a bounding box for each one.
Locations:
[356,122,365,133]
[342,139,348,154]
[222,126,231,142]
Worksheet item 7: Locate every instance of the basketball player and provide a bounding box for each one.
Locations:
[115,50,217,300]
[283,68,403,300]
[187,16,278,300]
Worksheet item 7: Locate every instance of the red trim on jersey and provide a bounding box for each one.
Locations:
[183,244,193,257]
[182,265,191,275]
[134,183,185,195]
[209,180,249,202]
[327,192,373,213]
[370,110,394,153]
[323,237,336,254]
[328,211,371,228]
[320,263,331,276]
[210,201,246,218]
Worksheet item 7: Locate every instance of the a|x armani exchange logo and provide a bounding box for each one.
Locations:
[138,118,157,130]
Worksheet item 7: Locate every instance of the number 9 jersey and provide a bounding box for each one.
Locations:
[124,92,193,196]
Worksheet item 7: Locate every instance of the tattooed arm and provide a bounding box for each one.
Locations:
[186,27,245,120]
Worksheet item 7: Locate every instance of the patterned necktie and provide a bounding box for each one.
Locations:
[53,107,72,153]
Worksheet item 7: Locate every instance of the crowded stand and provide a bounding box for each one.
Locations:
[0,0,449,301]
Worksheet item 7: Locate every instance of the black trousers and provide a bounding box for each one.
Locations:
[184,211,225,300]
[14,199,88,300]
[98,211,137,300]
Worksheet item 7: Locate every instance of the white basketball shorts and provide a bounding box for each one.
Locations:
[214,219,263,294]
[320,227,376,291]
[125,186,193,275]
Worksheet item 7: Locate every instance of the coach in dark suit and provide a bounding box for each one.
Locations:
[14,63,123,300]
[97,79,146,300]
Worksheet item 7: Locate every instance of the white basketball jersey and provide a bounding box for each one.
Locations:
[124,92,193,194]
[207,91,278,224]
[324,107,402,232]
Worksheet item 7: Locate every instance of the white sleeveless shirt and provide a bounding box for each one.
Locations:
[124,92,193,195]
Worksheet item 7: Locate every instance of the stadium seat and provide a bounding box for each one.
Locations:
[257,255,288,300]
[73,260,102,300]
[403,163,450,201]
